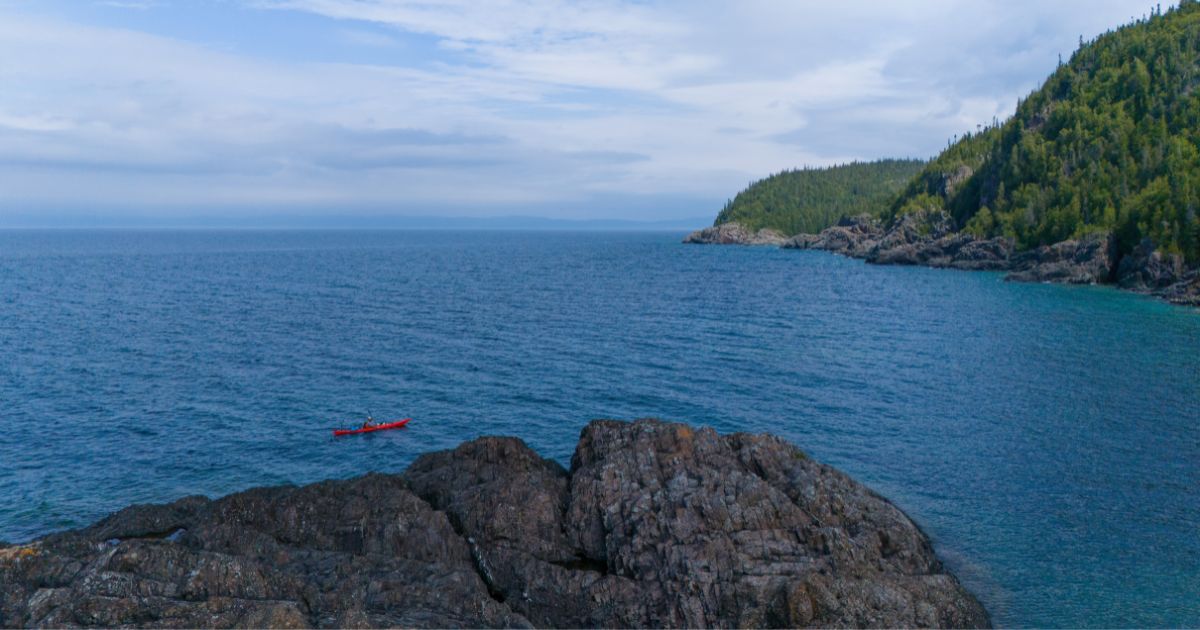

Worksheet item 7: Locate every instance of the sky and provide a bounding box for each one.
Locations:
[0,0,1170,226]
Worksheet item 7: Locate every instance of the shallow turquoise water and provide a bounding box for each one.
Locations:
[0,230,1197,627]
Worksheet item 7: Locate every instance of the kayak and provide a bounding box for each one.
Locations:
[333,418,411,436]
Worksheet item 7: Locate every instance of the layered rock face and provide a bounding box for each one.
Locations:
[0,420,990,629]
[683,223,788,246]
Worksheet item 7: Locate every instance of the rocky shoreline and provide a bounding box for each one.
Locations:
[0,419,989,628]
[682,223,788,246]
[685,217,1200,306]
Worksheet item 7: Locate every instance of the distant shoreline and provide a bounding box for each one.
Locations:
[685,219,1200,308]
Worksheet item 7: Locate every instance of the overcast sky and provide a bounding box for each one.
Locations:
[0,0,1167,225]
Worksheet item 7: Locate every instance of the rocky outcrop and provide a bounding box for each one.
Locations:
[869,233,1014,271]
[1158,271,1200,306]
[782,214,882,256]
[1006,232,1117,284]
[1117,238,1187,291]
[781,212,1013,272]
[699,209,1197,306]
[683,222,788,246]
[864,211,1012,271]
[869,210,956,257]
[0,420,990,629]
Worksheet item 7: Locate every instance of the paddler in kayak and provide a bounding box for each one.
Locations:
[361,415,376,430]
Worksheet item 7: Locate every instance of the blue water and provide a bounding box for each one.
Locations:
[0,230,1197,627]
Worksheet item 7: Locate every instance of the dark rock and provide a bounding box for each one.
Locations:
[873,207,955,256]
[1117,238,1187,291]
[1,476,527,629]
[562,420,989,628]
[778,209,1195,305]
[781,214,883,257]
[869,233,1013,271]
[1006,232,1117,284]
[941,237,1015,271]
[1158,270,1200,306]
[0,420,990,629]
[683,223,787,246]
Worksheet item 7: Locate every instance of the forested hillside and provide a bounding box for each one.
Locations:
[891,0,1200,262]
[715,160,924,235]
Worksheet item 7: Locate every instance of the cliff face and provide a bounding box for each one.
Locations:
[0,419,989,628]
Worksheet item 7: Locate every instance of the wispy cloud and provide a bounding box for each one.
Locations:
[0,0,1165,221]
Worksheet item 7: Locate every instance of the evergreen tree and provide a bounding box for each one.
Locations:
[715,159,924,235]
[890,1,1200,262]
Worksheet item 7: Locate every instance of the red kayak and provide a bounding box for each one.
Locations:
[333,418,411,436]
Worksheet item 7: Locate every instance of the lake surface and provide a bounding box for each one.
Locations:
[1,230,1197,627]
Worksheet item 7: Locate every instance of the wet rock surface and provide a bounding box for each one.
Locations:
[683,222,788,246]
[1,420,989,629]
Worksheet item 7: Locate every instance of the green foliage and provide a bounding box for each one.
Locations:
[715,159,925,235]
[891,0,1200,262]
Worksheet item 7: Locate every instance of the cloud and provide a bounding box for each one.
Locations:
[0,0,1168,222]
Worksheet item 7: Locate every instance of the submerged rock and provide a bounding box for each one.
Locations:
[683,222,788,246]
[0,419,990,629]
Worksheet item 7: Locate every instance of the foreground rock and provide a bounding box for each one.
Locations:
[0,420,989,629]
[683,222,787,246]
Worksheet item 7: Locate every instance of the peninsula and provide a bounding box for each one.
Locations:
[687,3,1200,307]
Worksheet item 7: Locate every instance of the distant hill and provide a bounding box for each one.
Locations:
[714,159,925,235]
[890,0,1200,262]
